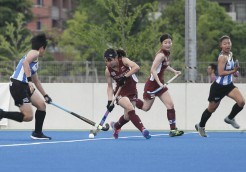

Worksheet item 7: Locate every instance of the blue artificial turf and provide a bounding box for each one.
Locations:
[0,131,245,172]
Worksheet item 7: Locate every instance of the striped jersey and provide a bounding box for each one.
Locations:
[10,54,39,83]
[215,52,235,85]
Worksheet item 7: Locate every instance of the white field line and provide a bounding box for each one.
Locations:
[0,132,196,148]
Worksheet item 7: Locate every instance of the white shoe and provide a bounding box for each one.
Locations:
[195,124,207,137]
[224,117,240,129]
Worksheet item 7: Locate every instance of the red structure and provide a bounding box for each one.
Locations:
[26,0,72,33]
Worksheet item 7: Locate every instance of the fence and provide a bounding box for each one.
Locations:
[0,61,245,83]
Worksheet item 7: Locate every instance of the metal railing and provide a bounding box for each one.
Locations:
[0,61,245,83]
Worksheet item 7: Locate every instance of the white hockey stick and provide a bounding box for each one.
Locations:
[147,74,179,94]
[91,87,122,136]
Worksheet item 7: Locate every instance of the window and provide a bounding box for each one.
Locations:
[37,0,43,6]
[236,3,246,22]
[219,3,231,12]
[37,21,42,30]
[52,0,58,7]
[63,0,69,9]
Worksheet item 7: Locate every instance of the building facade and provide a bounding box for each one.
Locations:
[26,0,73,33]
[27,0,246,34]
[211,0,246,22]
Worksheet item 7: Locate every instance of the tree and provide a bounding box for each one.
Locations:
[0,0,32,33]
[0,13,32,61]
[58,0,246,81]
[59,0,164,62]
[196,0,234,61]
[0,13,32,81]
[230,23,246,62]
[160,0,246,64]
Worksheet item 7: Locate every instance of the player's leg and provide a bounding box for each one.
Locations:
[110,113,129,139]
[159,91,184,137]
[196,82,222,137]
[0,97,30,122]
[119,97,151,139]
[195,101,220,137]
[0,108,26,122]
[30,91,51,140]
[135,98,154,111]
[224,87,245,129]
[1,80,32,122]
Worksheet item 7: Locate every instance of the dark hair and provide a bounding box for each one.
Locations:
[208,63,217,71]
[219,35,230,43]
[160,33,172,43]
[116,49,126,58]
[104,48,117,59]
[31,33,47,50]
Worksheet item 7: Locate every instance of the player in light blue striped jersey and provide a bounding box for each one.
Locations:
[0,33,52,140]
[195,35,245,137]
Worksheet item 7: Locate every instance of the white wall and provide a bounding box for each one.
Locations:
[1,83,246,131]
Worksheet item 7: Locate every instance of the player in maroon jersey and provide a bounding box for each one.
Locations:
[104,48,151,139]
[135,33,184,137]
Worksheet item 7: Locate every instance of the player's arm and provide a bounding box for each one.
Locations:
[217,55,238,76]
[105,67,114,101]
[166,66,181,75]
[22,50,39,93]
[23,50,39,80]
[105,67,115,112]
[122,57,140,77]
[32,71,52,103]
[32,73,46,96]
[151,53,164,86]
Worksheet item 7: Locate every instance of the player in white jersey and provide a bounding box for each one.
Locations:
[195,35,245,137]
[0,33,52,140]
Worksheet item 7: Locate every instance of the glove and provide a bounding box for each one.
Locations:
[44,94,52,104]
[118,76,126,86]
[106,101,115,112]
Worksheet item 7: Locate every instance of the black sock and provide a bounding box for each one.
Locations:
[200,109,212,127]
[228,103,243,119]
[35,110,46,133]
[1,111,24,122]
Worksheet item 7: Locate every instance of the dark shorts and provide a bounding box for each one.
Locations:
[208,82,236,102]
[9,78,32,107]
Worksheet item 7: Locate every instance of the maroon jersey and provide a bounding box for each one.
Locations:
[143,50,170,100]
[107,58,138,99]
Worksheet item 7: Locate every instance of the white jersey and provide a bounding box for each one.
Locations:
[10,55,39,83]
[215,53,235,85]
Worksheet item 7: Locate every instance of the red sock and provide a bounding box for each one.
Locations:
[115,115,129,130]
[135,99,143,109]
[167,109,176,130]
[128,110,144,132]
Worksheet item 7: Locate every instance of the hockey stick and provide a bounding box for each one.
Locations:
[91,87,122,136]
[50,102,110,131]
[147,74,179,94]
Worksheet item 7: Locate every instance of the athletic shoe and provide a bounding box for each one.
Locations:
[30,131,52,140]
[142,129,151,139]
[110,122,121,139]
[169,128,184,137]
[224,116,240,129]
[195,123,207,137]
